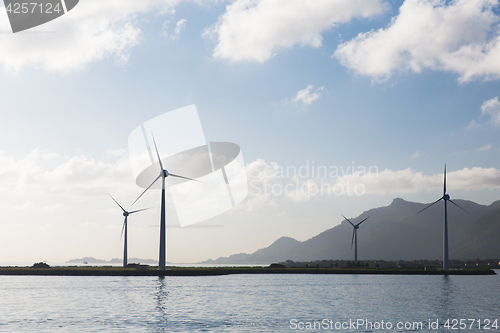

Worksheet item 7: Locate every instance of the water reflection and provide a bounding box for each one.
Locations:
[437,274,457,322]
[155,276,170,332]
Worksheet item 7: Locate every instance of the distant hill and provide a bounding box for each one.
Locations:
[455,206,500,259]
[66,257,157,265]
[202,237,301,265]
[66,257,107,264]
[202,198,500,264]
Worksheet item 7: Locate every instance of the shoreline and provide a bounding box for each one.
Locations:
[0,267,495,276]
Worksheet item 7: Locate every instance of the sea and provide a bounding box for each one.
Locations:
[0,270,497,332]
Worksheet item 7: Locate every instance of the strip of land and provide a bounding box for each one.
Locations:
[0,266,495,276]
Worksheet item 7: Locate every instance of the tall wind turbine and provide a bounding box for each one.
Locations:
[132,134,200,270]
[417,164,467,270]
[342,215,369,266]
[108,194,149,267]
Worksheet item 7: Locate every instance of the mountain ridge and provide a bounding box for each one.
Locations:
[66,257,158,265]
[201,198,500,264]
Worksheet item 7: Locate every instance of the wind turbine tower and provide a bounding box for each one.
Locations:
[417,164,467,270]
[342,215,369,266]
[108,194,149,267]
[133,134,200,270]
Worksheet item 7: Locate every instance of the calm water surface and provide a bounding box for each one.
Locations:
[0,271,498,332]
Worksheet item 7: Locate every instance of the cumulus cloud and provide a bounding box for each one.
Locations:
[291,85,324,105]
[4,151,499,215]
[204,0,389,62]
[334,0,500,83]
[338,167,500,194]
[467,96,500,128]
[481,96,500,125]
[467,119,480,130]
[240,159,500,211]
[0,148,135,199]
[174,19,187,35]
[478,144,492,151]
[162,18,187,40]
[0,0,209,73]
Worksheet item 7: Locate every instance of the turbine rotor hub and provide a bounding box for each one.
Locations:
[123,212,129,217]
[444,194,450,200]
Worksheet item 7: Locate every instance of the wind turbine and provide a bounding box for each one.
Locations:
[342,215,369,266]
[108,193,149,267]
[132,134,201,270]
[417,164,467,270]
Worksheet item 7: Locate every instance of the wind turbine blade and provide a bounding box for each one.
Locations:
[351,229,355,249]
[151,133,164,172]
[167,173,203,183]
[449,199,469,214]
[342,214,355,227]
[132,174,161,205]
[108,193,126,213]
[120,218,126,240]
[129,208,151,214]
[444,164,447,196]
[356,216,370,227]
[417,197,443,214]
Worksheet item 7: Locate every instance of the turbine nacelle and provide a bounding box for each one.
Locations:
[341,214,369,256]
[123,211,129,217]
[444,194,450,201]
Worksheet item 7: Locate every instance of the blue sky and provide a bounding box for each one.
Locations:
[0,0,499,263]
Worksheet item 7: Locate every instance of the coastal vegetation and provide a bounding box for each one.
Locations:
[0,265,495,276]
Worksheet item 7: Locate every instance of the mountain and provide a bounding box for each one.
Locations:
[455,206,500,259]
[66,257,108,264]
[66,257,157,264]
[202,198,500,264]
[202,237,301,264]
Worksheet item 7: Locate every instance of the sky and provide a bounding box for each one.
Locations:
[0,0,500,264]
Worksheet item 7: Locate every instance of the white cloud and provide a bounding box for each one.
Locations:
[204,0,389,62]
[334,0,500,83]
[0,148,135,199]
[162,18,187,40]
[174,19,187,35]
[0,0,212,73]
[468,96,500,128]
[241,159,500,212]
[467,119,480,129]
[411,151,419,159]
[339,167,500,194]
[291,85,324,105]
[481,96,500,125]
[242,159,278,212]
[478,144,492,151]
[4,152,499,219]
